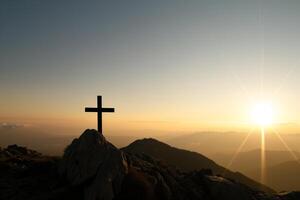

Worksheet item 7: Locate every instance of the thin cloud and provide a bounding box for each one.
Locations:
[0,122,24,129]
[128,120,178,124]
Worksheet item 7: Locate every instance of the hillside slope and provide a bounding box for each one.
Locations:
[123,138,274,193]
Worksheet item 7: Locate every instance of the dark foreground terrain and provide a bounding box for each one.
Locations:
[0,129,299,200]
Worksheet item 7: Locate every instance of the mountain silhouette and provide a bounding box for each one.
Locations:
[122,138,274,193]
[214,149,300,172]
[1,130,300,200]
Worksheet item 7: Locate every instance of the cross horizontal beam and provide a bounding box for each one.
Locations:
[85,107,115,112]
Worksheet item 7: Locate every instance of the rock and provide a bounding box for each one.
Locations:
[0,144,42,159]
[203,175,254,200]
[60,129,128,200]
[0,148,60,200]
[115,153,173,200]
[279,191,300,200]
[6,144,28,155]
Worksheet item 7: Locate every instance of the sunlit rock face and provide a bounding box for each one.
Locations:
[60,129,128,200]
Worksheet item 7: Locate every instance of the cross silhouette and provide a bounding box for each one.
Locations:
[85,96,115,134]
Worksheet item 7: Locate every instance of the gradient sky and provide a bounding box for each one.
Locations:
[1,0,300,136]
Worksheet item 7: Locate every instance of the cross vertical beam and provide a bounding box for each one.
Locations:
[85,95,115,134]
[97,96,102,133]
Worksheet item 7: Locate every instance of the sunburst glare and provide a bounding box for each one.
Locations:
[249,101,277,185]
[250,102,275,126]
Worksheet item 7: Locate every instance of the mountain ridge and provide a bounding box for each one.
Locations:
[122,137,274,193]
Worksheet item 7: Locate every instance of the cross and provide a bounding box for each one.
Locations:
[85,96,115,134]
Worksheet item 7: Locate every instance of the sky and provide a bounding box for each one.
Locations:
[1,0,300,139]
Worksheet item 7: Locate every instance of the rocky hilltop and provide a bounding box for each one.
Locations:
[0,129,299,200]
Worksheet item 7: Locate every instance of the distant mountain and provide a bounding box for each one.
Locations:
[213,149,300,172]
[247,160,300,192]
[165,132,250,157]
[213,149,300,191]
[165,132,300,158]
[122,138,274,193]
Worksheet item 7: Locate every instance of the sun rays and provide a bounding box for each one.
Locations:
[250,101,275,184]
[271,128,300,164]
[225,123,300,186]
[260,126,266,184]
[225,128,254,170]
[226,63,297,186]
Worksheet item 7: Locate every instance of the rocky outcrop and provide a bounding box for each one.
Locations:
[0,130,299,200]
[0,145,59,200]
[279,191,300,200]
[60,129,128,200]
[0,144,41,159]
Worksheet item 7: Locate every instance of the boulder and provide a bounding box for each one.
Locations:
[279,191,300,200]
[60,129,128,200]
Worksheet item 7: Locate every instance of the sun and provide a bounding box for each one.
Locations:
[250,102,274,126]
